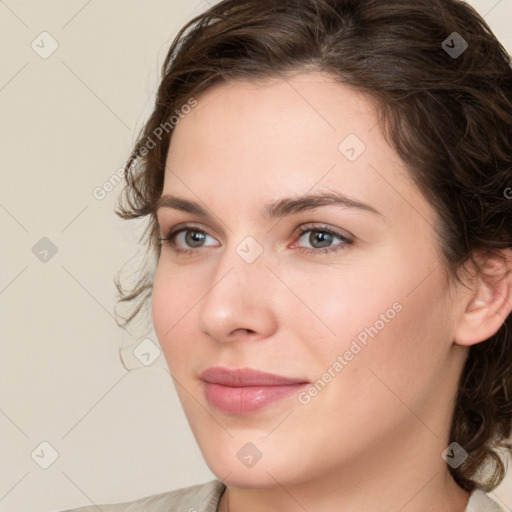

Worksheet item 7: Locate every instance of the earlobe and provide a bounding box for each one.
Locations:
[454,250,512,347]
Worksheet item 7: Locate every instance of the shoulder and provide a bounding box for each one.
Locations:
[465,489,504,512]
[59,479,226,512]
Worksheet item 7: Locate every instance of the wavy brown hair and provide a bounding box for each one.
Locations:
[114,0,512,493]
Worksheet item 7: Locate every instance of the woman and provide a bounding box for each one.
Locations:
[64,0,512,510]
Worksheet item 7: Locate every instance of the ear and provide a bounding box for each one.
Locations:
[454,249,512,347]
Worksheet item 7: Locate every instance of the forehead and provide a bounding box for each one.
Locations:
[163,72,434,229]
[169,72,378,157]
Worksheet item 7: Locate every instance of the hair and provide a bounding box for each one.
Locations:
[114,0,512,494]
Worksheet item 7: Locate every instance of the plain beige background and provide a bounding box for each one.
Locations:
[1,1,511,511]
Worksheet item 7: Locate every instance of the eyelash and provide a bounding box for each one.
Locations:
[158,223,353,256]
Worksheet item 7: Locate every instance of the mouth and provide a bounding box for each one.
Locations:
[199,366,310,414]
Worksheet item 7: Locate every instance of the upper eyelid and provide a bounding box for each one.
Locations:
[155,213,226,236]
[159,221,218,238]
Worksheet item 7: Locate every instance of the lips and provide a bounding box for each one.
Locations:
[200,367,308,386]
[200,367,309,414]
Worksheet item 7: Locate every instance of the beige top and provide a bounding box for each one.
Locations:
[60,479,504,512]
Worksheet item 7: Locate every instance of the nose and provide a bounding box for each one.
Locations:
[196,242,278,344]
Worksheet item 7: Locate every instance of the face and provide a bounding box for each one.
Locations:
[152,73,464,489]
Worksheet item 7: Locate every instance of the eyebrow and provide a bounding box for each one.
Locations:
[154,191,382,219]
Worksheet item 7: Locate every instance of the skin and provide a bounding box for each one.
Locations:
[151,72,512,512]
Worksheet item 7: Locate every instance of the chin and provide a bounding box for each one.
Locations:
[207,460,291,488]
[198,438,307,488]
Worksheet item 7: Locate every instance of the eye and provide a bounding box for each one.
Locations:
[158,224,219,255]
[293,224,353,255]
[158,222,353,257]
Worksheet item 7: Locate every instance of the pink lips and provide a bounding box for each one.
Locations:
[200,367,309,414]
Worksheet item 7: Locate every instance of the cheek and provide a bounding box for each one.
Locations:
[320,270,451,417]
[151,265,170,342]
[298,247,452,392]
[151,263,192,365]
[279,260,400,363]
[287,277,452,460]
